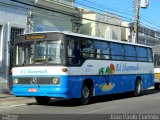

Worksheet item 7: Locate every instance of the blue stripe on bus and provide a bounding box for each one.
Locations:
[12,74,154,98]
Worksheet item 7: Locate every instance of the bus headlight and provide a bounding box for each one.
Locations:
[51,77,61,85]
[14,79,19,84]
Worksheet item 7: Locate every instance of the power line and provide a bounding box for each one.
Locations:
[10,0,130,28]
[75,1,133,22]
[85,0,131,6]
[81,0,133,10]
[140,15,160,30]
[76,0,135,16]
[9,0,160,39]
[76,1,134,14]
[138,27,160,40]
[77,0,160,32]
[76,2,127,20]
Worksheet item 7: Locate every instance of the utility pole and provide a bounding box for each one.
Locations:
[133,0,149,43]
[133,0,139,43]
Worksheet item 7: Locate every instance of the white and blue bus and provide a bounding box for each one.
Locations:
[12,31,154,105]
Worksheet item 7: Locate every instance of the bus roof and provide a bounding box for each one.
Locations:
[17,31,152,48]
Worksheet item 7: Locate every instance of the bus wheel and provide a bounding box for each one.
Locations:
[80,84,91,105]
[134,79,142,97]
[154,83,160,90]
[35,96,51,105]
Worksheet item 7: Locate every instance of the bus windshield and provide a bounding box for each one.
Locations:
[154,54,160,67]
[15,40,64,65]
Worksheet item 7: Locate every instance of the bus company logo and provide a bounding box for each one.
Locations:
[20,69,47,74]
[21,70,26,74]
[116,63,139,71]
[99,63,115,75]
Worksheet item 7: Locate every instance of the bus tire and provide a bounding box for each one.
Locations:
[35,96,51,105]
[80,84,91,105]
[154,83,160,90]
[134,78,142,97]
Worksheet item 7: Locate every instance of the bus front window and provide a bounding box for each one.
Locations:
[35,42,47,64]
[16,42,34,65]
[15,40,64,65]
[47,41,62,64]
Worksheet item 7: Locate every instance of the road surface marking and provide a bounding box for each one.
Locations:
[83,106,117,114]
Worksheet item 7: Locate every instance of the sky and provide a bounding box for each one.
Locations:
[75,0,160,30]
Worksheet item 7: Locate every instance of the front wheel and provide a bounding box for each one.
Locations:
[35,96,51,105]
[80,85,91,105]
[134,79,142,97]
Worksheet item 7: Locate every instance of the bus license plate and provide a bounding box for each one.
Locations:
[28,88,38,92]
[155,73,160,79]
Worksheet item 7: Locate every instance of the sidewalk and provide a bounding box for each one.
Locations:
[0,93,35,109]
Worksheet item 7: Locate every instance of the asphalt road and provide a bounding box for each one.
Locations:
[1,89,160,120]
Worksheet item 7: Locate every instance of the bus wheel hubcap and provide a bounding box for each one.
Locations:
[82,86,89,100]
[137,82,141,94]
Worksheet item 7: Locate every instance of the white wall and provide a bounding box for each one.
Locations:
[81,12,121,40]
[32,9,73,32]
[0,0,28,93]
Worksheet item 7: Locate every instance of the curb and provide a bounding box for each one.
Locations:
[0,97,35,109]
[0,104,27,109]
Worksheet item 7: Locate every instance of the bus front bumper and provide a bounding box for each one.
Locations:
[12,86,69,98]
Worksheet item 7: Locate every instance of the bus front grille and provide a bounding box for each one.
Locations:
[16,77,52,84]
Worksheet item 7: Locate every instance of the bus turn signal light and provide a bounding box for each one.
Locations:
[62,68,68,72]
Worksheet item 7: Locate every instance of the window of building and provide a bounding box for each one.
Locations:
[94,41,110,59]
[124,45,136,61]
[111,43,124,60]
[10,27,24,68]
[136,46,147,61]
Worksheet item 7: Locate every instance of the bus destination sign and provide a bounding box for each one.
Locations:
[25,35,45,40]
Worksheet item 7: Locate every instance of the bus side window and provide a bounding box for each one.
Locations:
[124,45,136,61]
[72,41,80,65]
[136,47,147,62]
[147,48,152,62]
[67,39,80,65]
[111,43,124,60]
[80,39,94,59]
[94,41,110,59]
[95,49,101,59]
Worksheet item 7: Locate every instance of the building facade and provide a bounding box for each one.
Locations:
[27,0,81,32]
[0,0,30,93]
[0,0,82,93]
[80,10,121,40]
[121,22,160,46]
